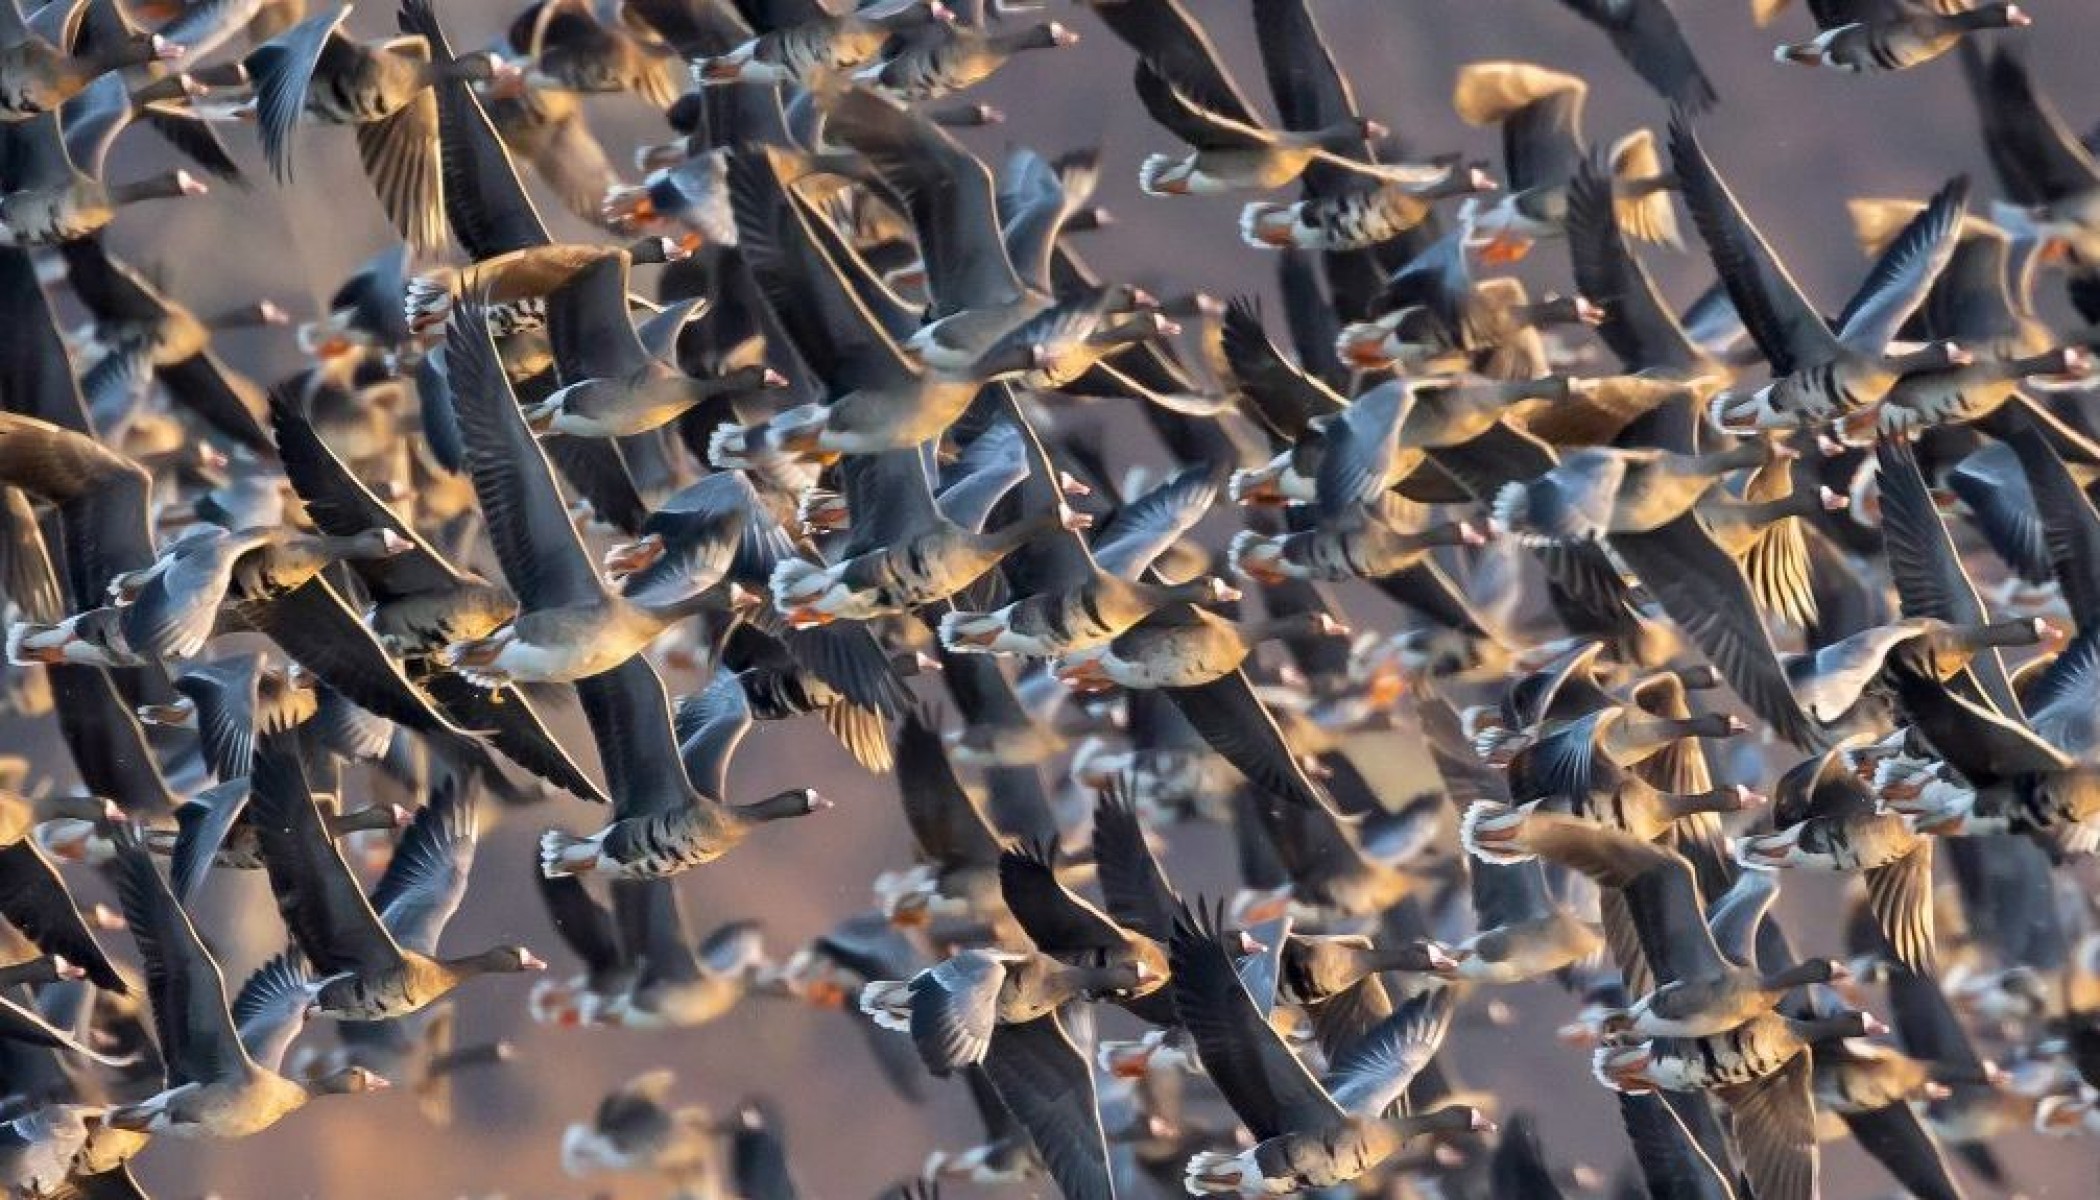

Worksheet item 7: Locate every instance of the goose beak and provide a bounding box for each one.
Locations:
[2006,4,2031,26]
[519,950,550,972]
[51,955,84,981]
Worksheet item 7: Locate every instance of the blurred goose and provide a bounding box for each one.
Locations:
[503,0,679,105]
[1056,604,1345,693]
[1812,1036,1976,1199]
[1961,42,2100,264]
[0,92,206,246]
[237,4,501,252]
[1490,441,1776,544]
[561,1069,718,1185]
[0,0,178,119]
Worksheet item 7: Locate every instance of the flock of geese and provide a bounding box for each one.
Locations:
[0,0,2093,1195]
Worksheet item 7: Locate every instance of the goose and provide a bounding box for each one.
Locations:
[874,708,1018,938]
[1448,60,1678,265]
[869,947,1125,1200]
[773,911,931,1105]
[1812,1036,1977,1199]
[250,752,544,1021]
[485,81,622,230]
[706,145,1043,468]
[1775,1,2029,73]
[1674,118,1971,433]
[1734,745,1937,972]
[767,447,1086,628]
[438,300,733,687]
[599,886,768,1030]
[1275,932,1460,1007]
[1129,58,1451,199]
[601,140,735,248]
[530,868,770,1029]
[1230,514,1486,586]
[1843,204,2096,436]
[518,249,787,439]
[152,775,408,904]
[1169,903,1490,1195]
[1593,1008,1879,1200]
[14,523,412,666]
[1490,440,1777,544]
[1232,9,1490,256]
[1056,604,1346,693]
[859,946,1141,1075]
[104,823,388,1138]
[938,406,1235,658]
[996,841,1170,1022]
[1337,238,1603,375]
[1564,152,1733,386]
[818,84,1068,370]
[0,1103,97,1194]
[0,781,125,970]
[267,395,515,661]
[1463,810,1847,1039]
[856,19,1079,101]
[690,0,934,87]
[538,654,830,879]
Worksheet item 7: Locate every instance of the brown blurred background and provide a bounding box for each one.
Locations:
[46,0,2100,1196]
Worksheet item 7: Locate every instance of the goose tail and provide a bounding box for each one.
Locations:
[538,829,604,878]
